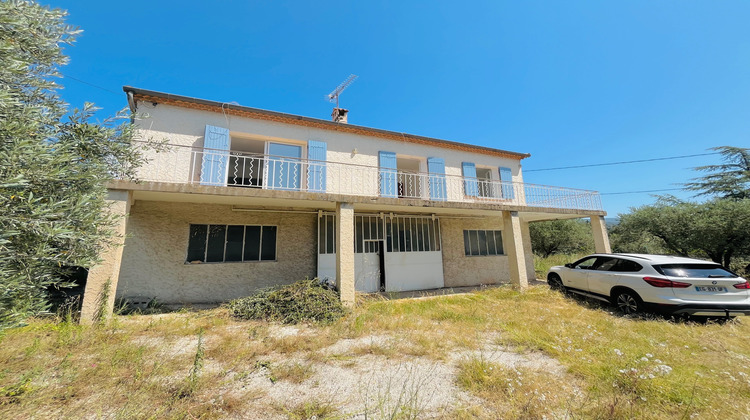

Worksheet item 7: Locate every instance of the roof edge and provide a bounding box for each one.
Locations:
[122,86,531,160]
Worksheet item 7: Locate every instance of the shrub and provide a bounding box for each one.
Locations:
[227,278,346,324]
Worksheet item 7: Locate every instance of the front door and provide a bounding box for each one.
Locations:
[355,240,381,292]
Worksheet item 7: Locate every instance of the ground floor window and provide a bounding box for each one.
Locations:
[386,216,441,253]
[187,224,277,263]
[317,214,441,254]
[463,230,503,256]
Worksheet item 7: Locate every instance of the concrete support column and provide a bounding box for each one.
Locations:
[502,211,529,291]
[590,215,612,253]
[336,202,355,307]
[520,221,537,282]
[80,190,132,324]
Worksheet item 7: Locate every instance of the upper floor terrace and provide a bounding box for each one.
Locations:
[131,141,603,212]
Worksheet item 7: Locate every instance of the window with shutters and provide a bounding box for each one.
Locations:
[186,224,277,263]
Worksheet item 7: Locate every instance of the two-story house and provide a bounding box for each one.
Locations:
[79,87,611,321]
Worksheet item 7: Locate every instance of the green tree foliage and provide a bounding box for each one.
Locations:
[614,198,750,268]
[684,146,750,199]
[529,219,593,257]
[0,1,150,329]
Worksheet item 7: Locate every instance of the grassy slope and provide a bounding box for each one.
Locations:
[0,284,748,418]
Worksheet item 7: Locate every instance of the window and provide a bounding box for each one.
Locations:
[594,257,618,271]
[611,259,643,272]
[387,216,441,253]
[654,264,737,278]
[187,224,277,263]
[572,256,598,269]
[463,230,503,256]
[318,214,441,254]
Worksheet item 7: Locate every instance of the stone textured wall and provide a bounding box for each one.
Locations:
[440,216,510,287]
[116,201,317,303]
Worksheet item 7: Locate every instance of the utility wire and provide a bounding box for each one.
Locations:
[525,152,720,172]
[60,72,121,96]
[601,188,684,196]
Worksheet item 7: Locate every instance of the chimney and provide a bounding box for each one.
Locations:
[331,107,348,124]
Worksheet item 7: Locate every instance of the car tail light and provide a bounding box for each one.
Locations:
[733,281,750,289]
[643,277,692,288]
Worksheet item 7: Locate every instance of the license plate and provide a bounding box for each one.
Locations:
[695,286,727,292]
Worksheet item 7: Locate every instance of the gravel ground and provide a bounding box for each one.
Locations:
[210,327,569,418]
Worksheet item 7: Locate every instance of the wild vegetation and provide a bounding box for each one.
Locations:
[531,146,750,275]
[0,0,159,330]
[1,283,748,419]
[227,278,346,325]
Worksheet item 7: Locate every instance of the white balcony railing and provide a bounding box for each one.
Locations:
[132,143,603,211]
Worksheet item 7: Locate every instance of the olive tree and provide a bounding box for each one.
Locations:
[0,1,150,329]
[529,219,593,258]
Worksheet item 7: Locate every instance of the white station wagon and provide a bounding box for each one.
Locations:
[547,254,750,317]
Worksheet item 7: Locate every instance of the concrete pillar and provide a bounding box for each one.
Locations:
[502,211,529,291]
[80,190,132,324]
[520,221,537,282]
[590,215,612,253]
[336,202,355,307]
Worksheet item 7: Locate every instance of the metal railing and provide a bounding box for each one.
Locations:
[132,143,603,211]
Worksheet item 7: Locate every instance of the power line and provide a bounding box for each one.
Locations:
[60,73,121,96]
[525,152,720,172]
[601,188,684,196]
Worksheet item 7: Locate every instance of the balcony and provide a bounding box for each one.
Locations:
[131,143,603,211]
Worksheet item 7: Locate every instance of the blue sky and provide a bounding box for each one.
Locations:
[52,1,750,217]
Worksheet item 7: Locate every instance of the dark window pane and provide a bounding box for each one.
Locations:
[494,231,503,255]
[469,230,480,255]
[595,257,618,271]
[434,220,441,251]
[398,219,406,252]
[386,219,393,252]
[319,217,325,254]
[427,220,435,251]
[463,230,472,255]
[261,226,277,260]
[487,231,497,255]
[206,225,226,262]
[614,260,642,272]
[362,217,370,240]
[478,231,488,255]
[326,215,335,254]
[225,225,244,262]
[355,217,363,254]
[244,226,261,261]
[377,218,383,240]
[187,224,207,262]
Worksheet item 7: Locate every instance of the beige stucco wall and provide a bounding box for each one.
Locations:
[133,102,525,190]
[440,216,511,287]
[116,201,316,303]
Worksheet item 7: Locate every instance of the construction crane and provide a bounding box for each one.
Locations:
[327,74,358,108]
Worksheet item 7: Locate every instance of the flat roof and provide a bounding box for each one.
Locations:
[123,86,530,160]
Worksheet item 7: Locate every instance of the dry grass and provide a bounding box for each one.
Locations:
[1,283,749,419]
[456,357,581,418]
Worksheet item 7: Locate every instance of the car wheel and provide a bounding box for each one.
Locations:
[614,290,641,315]
[547,273,564,292]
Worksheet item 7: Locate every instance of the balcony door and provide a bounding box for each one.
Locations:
[266,142,302,190]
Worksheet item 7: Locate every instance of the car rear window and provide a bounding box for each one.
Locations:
[654,264,737,278]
